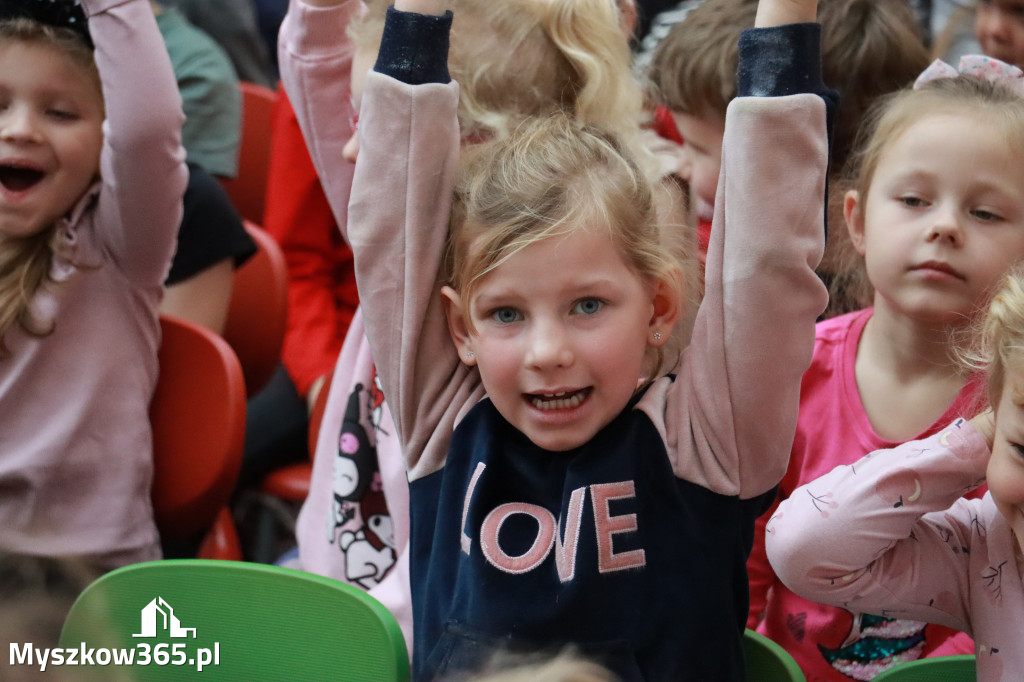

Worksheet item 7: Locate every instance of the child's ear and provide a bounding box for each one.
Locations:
[441,285,477,366]
[844,190,867,256]
[648,273,681,348]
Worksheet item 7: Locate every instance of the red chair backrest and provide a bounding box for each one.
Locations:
[220,80,277,224]
[223,221,289,397]
[150,315,246,542]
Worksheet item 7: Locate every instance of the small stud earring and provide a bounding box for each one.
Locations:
[466,350,475,360]
[652,331,663,342]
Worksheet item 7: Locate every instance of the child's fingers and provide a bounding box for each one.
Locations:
[969,409,996,451]
[754,0,817,27]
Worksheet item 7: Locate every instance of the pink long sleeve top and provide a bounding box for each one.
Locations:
[281,3,831,678]
[0,0,187,566]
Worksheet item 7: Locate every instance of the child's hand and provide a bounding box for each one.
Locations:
[394,0,446,15]
[755,0,817,27]
[970,409,996,451]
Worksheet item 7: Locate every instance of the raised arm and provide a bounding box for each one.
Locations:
[755,0,818,27]
[658,3,833,499]
[84,0,187,286]
[345,5,484,479]
[393,0,445,14]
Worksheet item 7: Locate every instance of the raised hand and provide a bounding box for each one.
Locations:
[969,408,996,451]
[394,0,446,15]
[755,0,817,27]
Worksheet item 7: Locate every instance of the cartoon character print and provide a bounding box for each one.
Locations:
[328,374,397,589]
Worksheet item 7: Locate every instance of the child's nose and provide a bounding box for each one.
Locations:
[926,205,963,244]
[1,106,40,144]
[525,324,574,370]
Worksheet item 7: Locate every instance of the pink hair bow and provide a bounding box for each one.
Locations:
[914,55,1024,98]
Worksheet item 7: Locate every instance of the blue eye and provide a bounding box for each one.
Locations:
[573,298,603,315]
[492,307,522,324]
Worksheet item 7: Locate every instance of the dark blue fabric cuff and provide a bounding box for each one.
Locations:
[737,23,826,98]
[374,6,452,85]
[737,23,837,241]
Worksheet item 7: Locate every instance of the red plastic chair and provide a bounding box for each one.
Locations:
[222,221,289,398]
[151,315,247,559]
[220,80,277,224]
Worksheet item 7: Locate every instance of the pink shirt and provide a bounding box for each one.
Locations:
[0,0,186,566]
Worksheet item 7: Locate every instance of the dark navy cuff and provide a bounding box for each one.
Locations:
[737,23,825,98]
[374,6,452,85]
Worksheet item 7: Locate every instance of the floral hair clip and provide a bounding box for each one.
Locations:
[0,0,92,48]
[914,55,1024,98]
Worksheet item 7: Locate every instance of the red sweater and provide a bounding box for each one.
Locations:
[264,89,360,396]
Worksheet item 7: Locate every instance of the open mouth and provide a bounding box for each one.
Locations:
[0,165,44,192]
[526,388,591,411]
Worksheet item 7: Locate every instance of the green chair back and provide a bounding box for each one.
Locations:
[59,559,409,681]
[744,628,805,682]
[871,655,977,681]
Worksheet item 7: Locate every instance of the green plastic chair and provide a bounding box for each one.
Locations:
[744,628,806,682]
[871,655,977,681]
[59,559,409,681]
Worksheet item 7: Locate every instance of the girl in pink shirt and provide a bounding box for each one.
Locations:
[768,264,1024,682]
[0,0,186,568]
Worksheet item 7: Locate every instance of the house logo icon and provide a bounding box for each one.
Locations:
[132,597,197,639]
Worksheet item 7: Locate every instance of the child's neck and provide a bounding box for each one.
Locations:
[854,305,970,442]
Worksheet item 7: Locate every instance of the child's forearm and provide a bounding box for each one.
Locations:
[82,0,186,282]
[278,1,361,227]
[755,0,818,27]
[394,0,446,15]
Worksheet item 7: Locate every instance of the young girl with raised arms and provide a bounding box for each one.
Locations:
[288,0,674,651]
[748,55,1024,680]
[768,263,1024,681]
[280,0,833,678]
[0,0,186,567]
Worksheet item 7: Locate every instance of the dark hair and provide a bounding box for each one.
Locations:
[0,0,91,47]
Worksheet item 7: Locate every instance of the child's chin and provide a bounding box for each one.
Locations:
[521,424,597,453]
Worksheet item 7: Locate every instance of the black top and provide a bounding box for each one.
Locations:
[165,161,256,286]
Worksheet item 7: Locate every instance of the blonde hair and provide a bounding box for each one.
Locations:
[451,0,643,143]
[463,647,620,682]
[849,76,1024,198]
[350,0,644,144]
[446,114,684,381]
[962,266,1024,411]
[0,18,100,359]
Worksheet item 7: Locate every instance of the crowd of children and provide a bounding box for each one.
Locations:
[5,0,1024,679]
